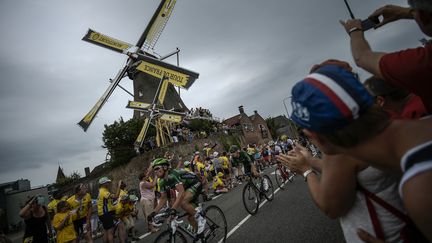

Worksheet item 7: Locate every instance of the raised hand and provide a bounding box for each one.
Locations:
[277,147,311,174]
[369,5,413,28]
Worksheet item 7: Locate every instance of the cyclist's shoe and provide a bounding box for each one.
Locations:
[263,179,269,191]
[195,214,207,234]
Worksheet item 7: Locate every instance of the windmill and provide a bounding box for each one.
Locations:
[77,0,199,148]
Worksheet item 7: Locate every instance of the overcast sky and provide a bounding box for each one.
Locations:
[0,0,425,186]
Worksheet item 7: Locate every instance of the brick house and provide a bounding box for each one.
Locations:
[223,106,272,145]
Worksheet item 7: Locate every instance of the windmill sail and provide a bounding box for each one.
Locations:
[77,0,177,131]
[138,0,177,50]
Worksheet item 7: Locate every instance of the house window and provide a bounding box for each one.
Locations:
[259,124,268,138]
[242,123,254,132]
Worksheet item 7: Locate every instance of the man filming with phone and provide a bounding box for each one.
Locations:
[339,0,432,113]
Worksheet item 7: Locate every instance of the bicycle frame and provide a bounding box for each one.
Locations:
[156,208,222,242]
[276,162,289,180]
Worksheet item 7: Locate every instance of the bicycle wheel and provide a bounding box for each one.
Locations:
[242,183,260,215]
[204,205,227,242]
[262,175,274,201]
[274,167,286,190]
[154,229,187,243]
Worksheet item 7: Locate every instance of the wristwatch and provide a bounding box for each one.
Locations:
[348,27,362,35]
[303,169,316,181]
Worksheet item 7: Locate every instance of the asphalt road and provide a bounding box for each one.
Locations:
[8,166,345,243]
[118,166,345,243]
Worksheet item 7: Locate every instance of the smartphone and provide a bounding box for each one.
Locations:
[361,17,381,31]
[344,0,381,31]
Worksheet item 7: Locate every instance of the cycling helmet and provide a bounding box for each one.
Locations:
[99,176,111,184]
[268,141,275,146]
[152,158,169,167]
[184,160,191,166]
[229,145,239,153]
[129,195,139,202]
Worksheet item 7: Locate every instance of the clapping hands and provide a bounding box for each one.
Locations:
[276,143,313,174]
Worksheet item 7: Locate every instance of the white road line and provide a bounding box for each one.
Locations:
[139,178,285,242]
[212,194,222,200]
[139,232,151,239]
[219,182,284,243]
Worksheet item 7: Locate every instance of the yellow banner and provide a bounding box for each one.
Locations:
[136,61,189,87]
[135,118,150,147]
[127,101,151,110]
[82,29,132,53]
[158,79,169,105]
[160,114,182,123]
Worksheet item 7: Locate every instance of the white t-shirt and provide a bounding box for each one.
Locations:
[339,167,405,243]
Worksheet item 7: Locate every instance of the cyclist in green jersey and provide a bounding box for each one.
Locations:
[230,145,260,178]
[149,158,207,235]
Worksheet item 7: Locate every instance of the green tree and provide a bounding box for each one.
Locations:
[265,117,277,138]
[102,117,155,167]
[185,119,215,134]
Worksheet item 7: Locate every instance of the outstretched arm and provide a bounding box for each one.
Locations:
[339,19,386,78]
[278,151,359,218]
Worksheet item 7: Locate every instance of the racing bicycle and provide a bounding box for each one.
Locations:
[274,161,295,189]
[153,204,227,243]
[242,173,274,215]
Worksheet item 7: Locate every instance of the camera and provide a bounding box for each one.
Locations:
[361,17,381,31]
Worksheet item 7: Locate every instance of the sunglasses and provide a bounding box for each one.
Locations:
[154,166,162,171]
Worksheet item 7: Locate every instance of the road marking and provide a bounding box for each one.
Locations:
[139,232,151,239]
[212,194,222,200]
[219,182,284,243]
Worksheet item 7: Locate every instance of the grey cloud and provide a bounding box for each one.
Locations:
[0,0,423,185]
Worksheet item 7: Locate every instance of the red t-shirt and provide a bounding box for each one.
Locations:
[379,42,432,113]
[386,95,429,119]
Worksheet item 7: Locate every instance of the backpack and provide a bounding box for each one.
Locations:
[358,185,429,243]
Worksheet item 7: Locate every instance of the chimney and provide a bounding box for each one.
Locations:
[254,110,258,115]
[84,167,91,177]
[238,105,244,114]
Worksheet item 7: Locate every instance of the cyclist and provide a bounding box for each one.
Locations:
[230,145,267,189]
[149,158,207,235]
[230,145,259,177]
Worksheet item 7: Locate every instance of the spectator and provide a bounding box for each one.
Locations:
[66,184,93,243]
[97,177,124,243]
[364,76,428,119]
[19,195,50,243]
[288,63,432,240]
[139,168,157,233]
[47,191,63,220]
[339,2,432,112]
[212,172,229,194]
[52,201,77,243]
[171,128,179,143]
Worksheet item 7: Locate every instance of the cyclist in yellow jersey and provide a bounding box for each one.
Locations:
[52,201,77,243]
[66,184,93,243]
[97,177,124,243]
